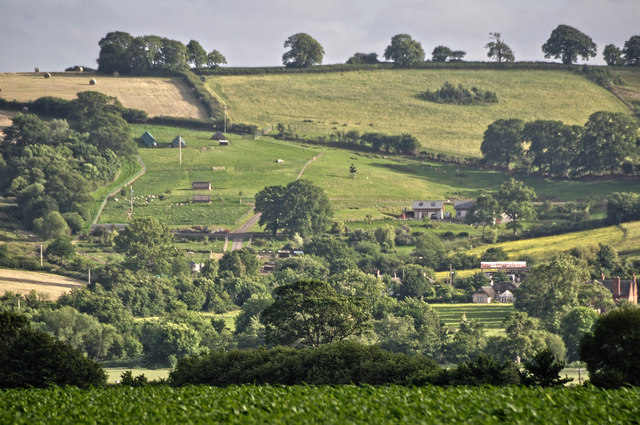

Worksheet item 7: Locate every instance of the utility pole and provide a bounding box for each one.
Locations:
[130,186,134,214]
[179,135,182,165]
[88,268,91,285]
[224,106,227,134]
[40,244,43,267]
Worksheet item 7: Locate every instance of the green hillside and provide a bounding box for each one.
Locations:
[206,69,630,156]
[97,125,640,226]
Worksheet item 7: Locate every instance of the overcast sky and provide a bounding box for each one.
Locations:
[0,0,638,72]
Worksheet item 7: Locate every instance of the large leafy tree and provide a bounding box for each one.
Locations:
[542,24,597,64]
[384,34,425,66]
[580,306,640,388]
[523,120,578,176]
[207,50,227,68]
[623,35,640,66]
[577,111,638,175]
[254,184,287,236]
[2,113,49,148]
[97,31,134,74]
[485,32,515,63]
[468,194,500,239]
[254,179,332,237]
[480,118,525,170]
[114,217,181,275]
[261,280,371,347]
[186,40,207,69]
[560,307,599,362]
[515,256,613,332]
[603,44,624,66]
[431,46,452,62]
[496,178,536,235]
[282,33,324,68]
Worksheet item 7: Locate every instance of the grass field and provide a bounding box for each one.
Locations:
[463,221,640,261]
[104,367,170,384]
[0,268,85,300]
[0,72,207,119]
[97,126,320,227]
[432,303,514,338]
[207,69,630,156]
[94,126,640,225]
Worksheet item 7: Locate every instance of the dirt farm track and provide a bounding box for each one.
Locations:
[0,268,85,301]
[0,72,208,119]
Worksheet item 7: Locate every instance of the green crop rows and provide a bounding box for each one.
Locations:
[2,385,639,424]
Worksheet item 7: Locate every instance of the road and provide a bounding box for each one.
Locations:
[230,212,261,250]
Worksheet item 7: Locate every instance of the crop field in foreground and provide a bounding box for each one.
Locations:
[0,268,85,300]
[0,73,207,119]
[1,385,638,424]
[207,69,629,156]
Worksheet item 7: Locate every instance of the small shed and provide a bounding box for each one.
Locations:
[172,136,186,148]
[192,182,212,191]
[193,195,211,203]
[140,131,158,148]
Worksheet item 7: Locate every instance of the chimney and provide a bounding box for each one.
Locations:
[614,277,621,298]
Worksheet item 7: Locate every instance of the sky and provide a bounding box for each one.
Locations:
[0,0,638,72]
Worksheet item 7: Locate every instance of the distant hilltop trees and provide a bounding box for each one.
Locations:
[96,31,226,75]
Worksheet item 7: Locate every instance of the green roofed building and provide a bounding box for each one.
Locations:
[141,131,157,148]
[172,136,186,148]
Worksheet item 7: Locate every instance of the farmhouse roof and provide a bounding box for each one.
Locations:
[454,200,475,210]
[412,201,444,210]
[475,286,495,298]
[141,131,157,148]
[172,136,186,147]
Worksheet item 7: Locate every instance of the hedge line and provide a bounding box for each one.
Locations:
[169,342,521,387]
[195,61,584,76]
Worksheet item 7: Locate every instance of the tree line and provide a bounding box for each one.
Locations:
[96,31,227,74]
[480,111,639,177]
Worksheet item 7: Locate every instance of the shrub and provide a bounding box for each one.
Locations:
[421,82,498,105]
[579,306,640,388]
[170,342,442,386]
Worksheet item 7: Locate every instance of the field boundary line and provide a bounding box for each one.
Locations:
[297,153,322,180]
[92,155,147,225]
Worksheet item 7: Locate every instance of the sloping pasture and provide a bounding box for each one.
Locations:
[207,69,630,156]
[0,73,207,119]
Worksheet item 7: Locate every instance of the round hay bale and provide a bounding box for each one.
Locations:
[43,72,51,79]
[113,71,120,77]
[78,66,84,72]
[89,79,97,85]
